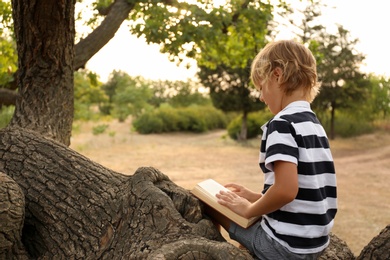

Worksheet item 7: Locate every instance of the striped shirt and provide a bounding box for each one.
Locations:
[259,101,337,254]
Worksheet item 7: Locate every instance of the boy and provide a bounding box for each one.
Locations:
[208,40,337,259]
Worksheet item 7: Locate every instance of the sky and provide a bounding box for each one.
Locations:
[85,0,390,82]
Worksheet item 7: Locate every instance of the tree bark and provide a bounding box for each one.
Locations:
[357,225,390,260]
[319,233,355,260]
[10,0,75,145]
[0,172,29,259]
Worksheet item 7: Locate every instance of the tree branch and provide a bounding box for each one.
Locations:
[0,88,18,107]
[74,0,135,70]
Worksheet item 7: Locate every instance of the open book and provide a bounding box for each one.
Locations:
[191,179,261,228]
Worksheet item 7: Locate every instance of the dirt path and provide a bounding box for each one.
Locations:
[70,120,390,256]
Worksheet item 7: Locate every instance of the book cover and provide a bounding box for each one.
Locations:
[191,179,260,228]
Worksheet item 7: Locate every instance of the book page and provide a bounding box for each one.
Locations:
[197,179,229,197]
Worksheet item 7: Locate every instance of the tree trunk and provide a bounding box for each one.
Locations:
[330,101,336,140]
[10,0,75,146]
[238,111,248,141]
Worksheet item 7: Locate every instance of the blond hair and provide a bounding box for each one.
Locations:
[251,40,321,102]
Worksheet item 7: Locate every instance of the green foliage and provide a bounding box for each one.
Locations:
[366,75,390,119]
[0,37,17,86]
[311,26,367,111]
[0,0,16,87]
[154,104,182,132]
[169,84,210,108]
[199,63,265,114]
[227,110,273,140]
[74,70,107,121]
[92,124,109,135]
[100,71,212,123]
[130,0,276,69]
[319,74,390,138]
[195,105,227,130]
[101,71,153,122]
[322,111,374,138]
[95,0,113,9]
[178,108,207,132]
[133,105,227,134]
[0,105,14,129]
[132,112,164,134]
[72,122,82,135]
[0,1,13,37]
[149,79,211,108]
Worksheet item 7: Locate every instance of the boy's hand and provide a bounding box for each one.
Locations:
[216,190,252,218]
[225,183,262,202]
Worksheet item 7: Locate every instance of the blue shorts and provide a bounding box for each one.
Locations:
[228,221,323,260]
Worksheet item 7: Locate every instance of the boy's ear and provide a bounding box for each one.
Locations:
[273,67,283,82]
[273,67,282,78]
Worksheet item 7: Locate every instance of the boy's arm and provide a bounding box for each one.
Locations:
[216,161,298,219]
[245,161,298,218]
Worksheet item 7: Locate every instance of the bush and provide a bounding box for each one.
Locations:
[132,112,164,134]
[178,108,207,132]
[198,106,227,130]
[227,111,273,140]
[92,124,109,135]
[157,104,182,132]
[133,105,228,134]
[326,112,374,138]
[74,103,103,121]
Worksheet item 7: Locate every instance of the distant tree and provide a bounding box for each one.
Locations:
[101,71,152,121]
[291,1,367,139]
[74,70,107,120]
[311,26,367,139]
[367,75,390,119]
[159,80,210,108]
[198,63,264,140]
[101,74,210,121]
